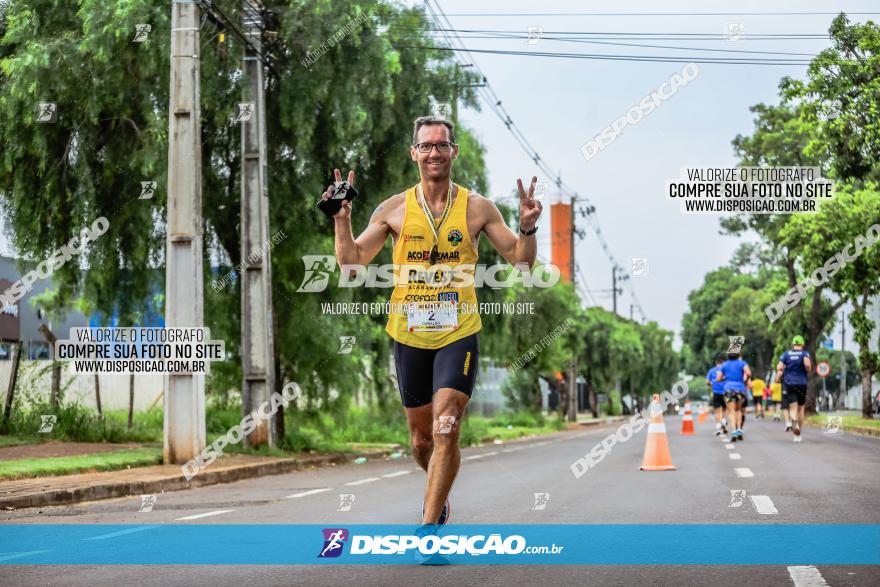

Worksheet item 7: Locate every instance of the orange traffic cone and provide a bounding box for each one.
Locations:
[697,404,709,424]
[640,394,676,471]
[681,401,695,435]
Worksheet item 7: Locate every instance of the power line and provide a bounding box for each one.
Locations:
[424,0,645,319]
[415,31,819,57]
[439,11,880,17]
[406,27,830,38]
[394,44,815,65]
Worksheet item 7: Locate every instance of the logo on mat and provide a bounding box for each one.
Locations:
[319,528,349,558]
[447,229,463,247]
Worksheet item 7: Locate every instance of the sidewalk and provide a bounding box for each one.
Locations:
[0,448,396,510]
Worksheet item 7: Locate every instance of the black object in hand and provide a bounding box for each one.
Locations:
[317,181,359,218]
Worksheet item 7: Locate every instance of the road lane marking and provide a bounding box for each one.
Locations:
[175,510,234,521]
[787,565,829,586]
[285,488,332,499]
[83,526,159,540]
[465,454,485,460]
[729,453,742,460]
[382,471,411,478]
[0,550,52,562]
[734,467,754,478]
[345,477,380,486]
[484,451,499,457]
[750,495,778,515]
[724,443,735,449]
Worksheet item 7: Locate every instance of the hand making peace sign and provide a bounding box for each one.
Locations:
[517,175,543,231]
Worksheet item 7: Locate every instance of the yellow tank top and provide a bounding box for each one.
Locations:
[385,183,481,349]
[771,382,782,401]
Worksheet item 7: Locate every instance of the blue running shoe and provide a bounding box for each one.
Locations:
[413,524,450,566]
[422,499,450,525]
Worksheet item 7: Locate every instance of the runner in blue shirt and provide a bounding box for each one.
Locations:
[717,351,752,442]
[776,335,812,443]
[706,354,728,436]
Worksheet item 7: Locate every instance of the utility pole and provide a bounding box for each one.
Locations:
[450,63,483,126]
[612,266,628,316]
[840,309,846,406]
[240,0,277,448]
[568,194,577,422]
[165,0,206,464]
[630,304,634,321]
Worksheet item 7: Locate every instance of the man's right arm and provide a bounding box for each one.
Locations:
[334,198,393,266]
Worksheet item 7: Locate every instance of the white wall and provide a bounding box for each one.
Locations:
[0,360,164,412]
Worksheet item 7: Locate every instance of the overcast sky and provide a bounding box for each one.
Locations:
[418,0,878,350]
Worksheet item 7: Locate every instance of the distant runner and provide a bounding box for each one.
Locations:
[770,378,783,422]
[717,350,752,442]
[777,336,812,443]
[751,377,767,419]
[707,353,728,436]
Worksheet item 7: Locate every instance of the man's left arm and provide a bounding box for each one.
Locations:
[481,176,544,269]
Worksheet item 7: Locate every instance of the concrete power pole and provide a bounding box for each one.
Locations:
[567,195,578,422]
[840,309,846,407]
[240,0,277,447]
[165,0,206,464]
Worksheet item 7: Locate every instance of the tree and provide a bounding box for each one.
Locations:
[722,14,880,413]
[0,1,491,422]
[782,184,880,416]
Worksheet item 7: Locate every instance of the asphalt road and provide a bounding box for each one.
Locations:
[2,415,879,586]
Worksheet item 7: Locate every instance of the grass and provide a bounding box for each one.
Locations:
[0,435,40,448]
[0,447,162,480]
[806,414,880,429]
[2,393,566,462]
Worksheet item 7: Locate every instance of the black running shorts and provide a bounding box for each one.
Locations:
[712,394,726,409]
[393,333,480,408]
[782,384,807,408]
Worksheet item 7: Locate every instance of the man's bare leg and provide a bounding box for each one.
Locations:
[422,387,469,525]
[404,403,434,472]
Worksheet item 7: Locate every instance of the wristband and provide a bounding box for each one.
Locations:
[520,225,538,236]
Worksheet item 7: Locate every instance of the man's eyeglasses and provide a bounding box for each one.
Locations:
[413,141,456,153]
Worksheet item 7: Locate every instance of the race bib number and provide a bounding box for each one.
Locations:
[407,302,458,332]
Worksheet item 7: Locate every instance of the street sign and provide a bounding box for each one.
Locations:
[821,339,834,350]
[817,361,831,377]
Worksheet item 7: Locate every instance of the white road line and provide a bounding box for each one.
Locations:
[465,454,485,460]
[83,526,159,540]
[175,510,235,521]
[729,453,742,460]
[284,487,332,499]
[734,467,754,478]
[484,451,499,457]
[381,471,411,478]
[345,477,380,486]
[750,495,779,515]
[724,443,735,449]
[787,565,829,586]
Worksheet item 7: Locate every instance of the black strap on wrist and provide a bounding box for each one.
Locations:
[520,225,538,236]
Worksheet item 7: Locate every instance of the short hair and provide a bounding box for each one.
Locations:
[412,116,456,146]
[714,353,725,363]
[727,352,740,360]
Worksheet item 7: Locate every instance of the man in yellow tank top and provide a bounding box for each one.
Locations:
[322,115,543,535]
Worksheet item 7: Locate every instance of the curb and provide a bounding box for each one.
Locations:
[804,420,880,439]
[0,449,395,510]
